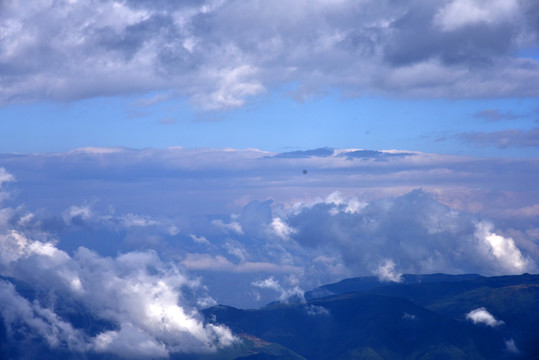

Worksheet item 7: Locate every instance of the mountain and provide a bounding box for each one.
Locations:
[172,333,306,360]
[304,273,483,300]
[204,273,539,359]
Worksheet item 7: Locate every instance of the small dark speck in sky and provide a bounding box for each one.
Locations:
[302,169,308,175]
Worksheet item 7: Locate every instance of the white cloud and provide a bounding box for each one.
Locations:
[434,0,520,31]
[120,213,159,228]
[0,167,15,186]
[402,312,416,320]
[270,217,296,241]
[224,240,248,261]
[63,205,92,224]
[505,338,520,354]
[191,65,265,109]
[252,276,281,292]
[191,234,210,245]
[374,259,402,283]
[466,307,504,327]
[305,304,330,316]
[181,253,302,274]
[168,225,180,236]
[0,281,87,351]
[212,219,243,235]
[0,225,237,357]
[93,323,169,358]
[69,147,126,155]
[252,276,305,303]
[1,151,539,309]
[475,222,533,274]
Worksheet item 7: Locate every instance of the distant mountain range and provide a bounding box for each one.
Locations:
[202,273,539,360]
[2,273,539,359]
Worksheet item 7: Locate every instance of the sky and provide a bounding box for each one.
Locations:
[0,0,539,156]
[1,0,539,358]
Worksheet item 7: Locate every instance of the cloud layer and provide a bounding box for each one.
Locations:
[0,192,236,357]
[1,0,539,108]
[0,144,538,318]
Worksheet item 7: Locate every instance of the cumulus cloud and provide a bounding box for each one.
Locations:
[466,307,504,327]
[0,176,237,359]
[270,217,296,241]
[475,222,533,274]
[212,218,243,235]
[374,259,403,283]
[0,239,237,356]
[287,190,537,277]
[0,280,87,352]
[1,149,539,309]
[1,0,538,108]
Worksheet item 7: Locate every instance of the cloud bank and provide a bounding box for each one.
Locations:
[0,184,236,358]
[0,144,538,311]
[1,0,539,108]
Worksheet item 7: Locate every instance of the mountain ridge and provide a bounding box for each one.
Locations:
[204,273,539,359]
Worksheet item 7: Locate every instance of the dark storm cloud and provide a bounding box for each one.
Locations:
[1,0,538,108]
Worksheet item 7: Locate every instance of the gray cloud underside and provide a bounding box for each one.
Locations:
[2,147,539,278]
[1,0,539,108]
[1,146,539,220]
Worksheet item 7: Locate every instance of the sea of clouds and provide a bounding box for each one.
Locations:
[0,147,538,357]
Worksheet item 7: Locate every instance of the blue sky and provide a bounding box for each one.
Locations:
[0,0,538,156]
[2,91,538,157]
[1,1,539,357]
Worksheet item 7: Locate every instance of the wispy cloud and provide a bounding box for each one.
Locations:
[252,276,304,303]
[182,253,302,274]
[458,128,539,148]
[473,109,522,122]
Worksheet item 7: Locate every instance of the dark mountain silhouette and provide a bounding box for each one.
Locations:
[204,273,539,359]
[304,273,483,300]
